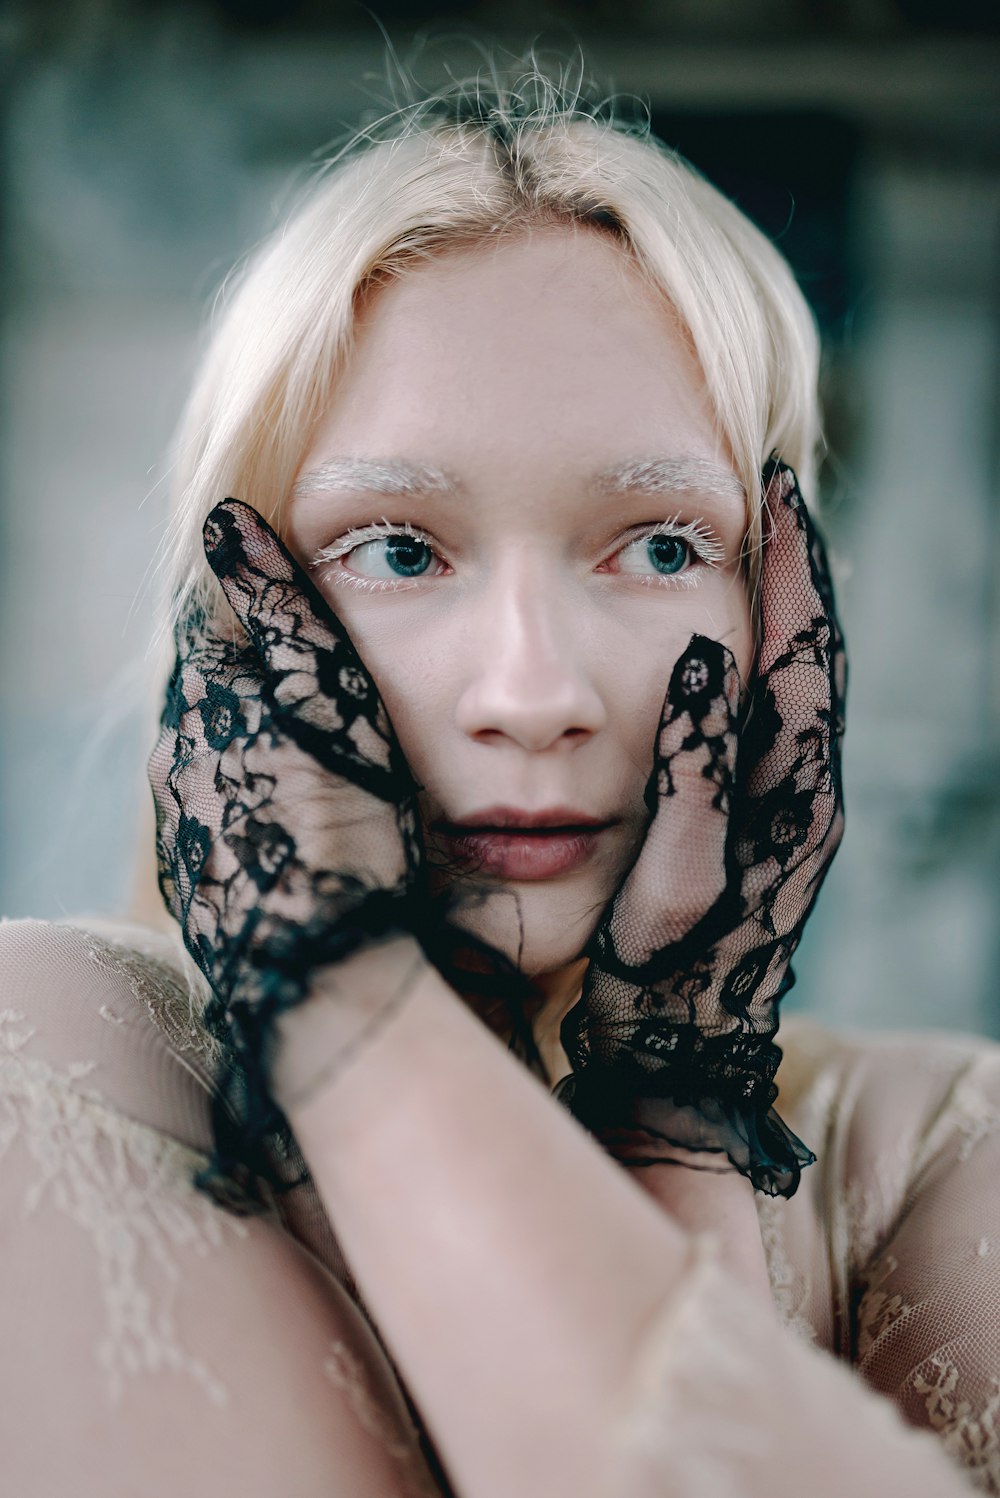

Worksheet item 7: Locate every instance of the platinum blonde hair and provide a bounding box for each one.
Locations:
[157,53,822,630]
[129,50,823,928]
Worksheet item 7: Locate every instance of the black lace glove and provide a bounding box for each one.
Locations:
[148,499,533,1213]
[552,459,847,1199]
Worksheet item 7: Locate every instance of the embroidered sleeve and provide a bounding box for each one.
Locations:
[851,1045,1000,1494]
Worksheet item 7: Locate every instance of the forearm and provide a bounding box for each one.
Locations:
[538,1037,775,1308]
[274,941,771,1498]
[616,1150,774,1303]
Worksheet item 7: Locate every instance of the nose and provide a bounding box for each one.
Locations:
[453,561,607,752]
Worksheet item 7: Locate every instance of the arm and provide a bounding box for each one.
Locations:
[606,1033,1000,1498]
[276,954,985,1498]
[275,939,757,1498]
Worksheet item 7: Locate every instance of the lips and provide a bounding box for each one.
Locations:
[432,806,613,881]
[438,804,612,830]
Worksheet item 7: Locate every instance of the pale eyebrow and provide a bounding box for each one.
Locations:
[291,457,460,501]
[591,457,745,506]
[292,454,744,506]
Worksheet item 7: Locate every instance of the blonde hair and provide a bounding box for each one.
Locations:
[129,49,823,930]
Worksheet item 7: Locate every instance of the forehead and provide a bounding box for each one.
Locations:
[310,226,733,488]
[352,225,679,369]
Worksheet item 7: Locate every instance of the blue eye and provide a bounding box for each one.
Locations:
[646,535,688,575]
[322,519,713,592]
[617,533,692,578]
[346,534,437,579]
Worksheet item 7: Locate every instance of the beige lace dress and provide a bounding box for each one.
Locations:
[2,913,998,1497]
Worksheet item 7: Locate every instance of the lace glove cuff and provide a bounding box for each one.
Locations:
[552,1026,815,1195]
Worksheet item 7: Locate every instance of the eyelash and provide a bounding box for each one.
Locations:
[309,514,726,593]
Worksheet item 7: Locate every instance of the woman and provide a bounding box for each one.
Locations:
[2,60,997,1498]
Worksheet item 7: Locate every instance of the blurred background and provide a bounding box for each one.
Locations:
[0,0,997,1037]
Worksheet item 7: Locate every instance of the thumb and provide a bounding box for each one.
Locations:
[607,635,740,966]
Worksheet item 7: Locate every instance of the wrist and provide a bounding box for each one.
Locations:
[593,1118,775,1310]
[639,1160,774,1310]
[269,934,429,1117]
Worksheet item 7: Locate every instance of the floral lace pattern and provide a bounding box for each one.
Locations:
[0,1004,242,1407]
[0,917,455,1496]
[910,1356,1000,1490]
[753,1192,820,1346]
[321,1339,446,1498]
[75,921,229,1079]
[848,1041,1000,1493]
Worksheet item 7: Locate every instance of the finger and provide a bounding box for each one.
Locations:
[168,591,236,685]
[203,499,410,797]
[203,499,351,664]
[203,500,380,733]
[757,459,844,679]
[162,589,262,758]
[608,635,740,965]
[740,460,847,869]
[749,463,846,777]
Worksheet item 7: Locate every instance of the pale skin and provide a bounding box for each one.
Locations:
[274,225,777,1498]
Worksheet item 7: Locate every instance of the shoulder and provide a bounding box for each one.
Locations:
[777,1013,1000,1290]
[0,911,182,978]
[2,909,180,999]
[0,914,226,1150]
[1,911,188,974]
[0,915,153,1023]
[791,1022,1000,1490]
[777,1012,1000,1170]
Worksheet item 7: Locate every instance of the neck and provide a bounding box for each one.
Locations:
[454,956,586,1088]
[523,958,588,1087]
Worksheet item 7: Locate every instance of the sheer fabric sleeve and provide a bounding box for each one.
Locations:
[602,1030,1000,1498]
[603,1231,983,1498]
[0,917,446,1498]
[850,1041,1000,1492]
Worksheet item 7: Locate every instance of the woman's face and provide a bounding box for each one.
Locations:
[287,225,753,982]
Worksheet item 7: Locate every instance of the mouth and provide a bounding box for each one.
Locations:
[431,806,615,882]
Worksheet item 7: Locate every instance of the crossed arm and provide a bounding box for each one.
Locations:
[273,938,802,1498]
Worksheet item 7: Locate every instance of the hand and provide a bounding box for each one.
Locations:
[149,499,540,1211]
[553,459,847,1199]
[148,499,427,1208]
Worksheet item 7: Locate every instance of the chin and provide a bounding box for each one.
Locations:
[433,874,606,978]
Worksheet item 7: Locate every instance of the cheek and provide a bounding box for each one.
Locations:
[345,620,452,788]
[603,578,754,830]
[617,573,754,723]
[692,568,755,683]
